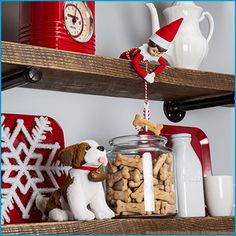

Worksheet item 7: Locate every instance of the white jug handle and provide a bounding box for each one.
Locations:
[199,11,214,43]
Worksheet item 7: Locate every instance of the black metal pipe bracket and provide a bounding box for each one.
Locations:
[2,67,42,91]
[164,93,235,122]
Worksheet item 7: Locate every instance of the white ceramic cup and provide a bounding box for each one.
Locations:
[204,175,234,216]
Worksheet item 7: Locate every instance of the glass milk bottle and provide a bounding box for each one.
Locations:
[171,133,205,217]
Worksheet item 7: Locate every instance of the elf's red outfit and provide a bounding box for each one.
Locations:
[120,18,183,83]
[120,44,166,83]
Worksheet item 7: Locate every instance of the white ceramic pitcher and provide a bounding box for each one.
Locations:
[146,2,214,69]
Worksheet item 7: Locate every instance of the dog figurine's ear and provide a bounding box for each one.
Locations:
[59,143,90,167]
[73,142,90,167]
[59,144,78,166]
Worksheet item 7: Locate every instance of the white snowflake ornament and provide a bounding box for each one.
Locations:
[1,114,70,224]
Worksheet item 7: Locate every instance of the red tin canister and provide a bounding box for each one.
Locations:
[19,1,95,54]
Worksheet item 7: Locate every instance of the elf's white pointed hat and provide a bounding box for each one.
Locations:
[149,18,183,50]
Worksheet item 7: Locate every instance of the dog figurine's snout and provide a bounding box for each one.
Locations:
[97,146,105,151]
[98,156,106,164]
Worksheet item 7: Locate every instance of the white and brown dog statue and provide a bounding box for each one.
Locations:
[36,140,115,221]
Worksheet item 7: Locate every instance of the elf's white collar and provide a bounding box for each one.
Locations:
[139,44,159,62]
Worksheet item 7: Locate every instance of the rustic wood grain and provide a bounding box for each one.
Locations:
[1,217,234,234]
[2,41,234,101]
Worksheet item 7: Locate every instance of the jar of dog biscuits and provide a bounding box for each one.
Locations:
[106,134,177,217]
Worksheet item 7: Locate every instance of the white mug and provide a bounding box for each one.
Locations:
[204,175,234,216]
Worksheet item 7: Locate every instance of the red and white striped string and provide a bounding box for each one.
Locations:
[143,61,150,131]
[136,61,150,133]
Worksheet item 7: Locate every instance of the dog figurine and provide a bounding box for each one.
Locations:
[36,140,115,221]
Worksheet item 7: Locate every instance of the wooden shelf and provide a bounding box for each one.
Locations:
[2,41,234,101]
[2,217,234,234]
[1,42,235,235]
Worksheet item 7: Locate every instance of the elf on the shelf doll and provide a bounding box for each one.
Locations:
[120,18,183,83]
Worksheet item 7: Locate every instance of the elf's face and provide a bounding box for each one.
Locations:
[148,46,162,57]
[148,41,167,57]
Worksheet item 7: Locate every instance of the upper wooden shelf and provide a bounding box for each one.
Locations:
[2,217,234,234]
[2,41,234,101]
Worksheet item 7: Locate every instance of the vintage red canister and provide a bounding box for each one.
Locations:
[19,1,95,54]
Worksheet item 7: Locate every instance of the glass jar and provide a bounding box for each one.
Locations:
[106,134,177,217]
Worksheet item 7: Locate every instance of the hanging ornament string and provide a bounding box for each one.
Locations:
[144,81,150,132]
[143,61,150,132]
[135,60,150,133]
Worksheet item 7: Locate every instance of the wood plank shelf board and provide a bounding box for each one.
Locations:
[2,217,234,235]
[2,41,234,101]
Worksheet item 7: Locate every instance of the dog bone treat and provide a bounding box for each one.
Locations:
[154,188,175,205]
[120,165,135,171]
[153,177,158,186]
[130,177,158,189]
[153,200,162,214]
[115,153,143,171]
[129,169,142,182]
[153,153,168,176]
[121,211,136,216]
[129,180,143,188]
[107,188,132,203]
[146,211,153,215]
[130,183,144,203]
[108,161,118,173]
[121,166,131,179]
[115,200,146,215]
[107,188,114,202]
[132,114,163,136]
[164,172,173,193]
[159,163,170,181]
[107,167,131,187]
[110,199,117,205]
[164,185,171,193]
[157,184,165,190]
[107,172,122,187]
[165,153,173,165]
[113,178,128,191]
[161,201,176,215]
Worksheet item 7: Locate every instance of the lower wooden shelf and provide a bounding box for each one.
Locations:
[2,217,234,234]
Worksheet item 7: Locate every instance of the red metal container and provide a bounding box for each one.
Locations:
[19,2,95,54]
